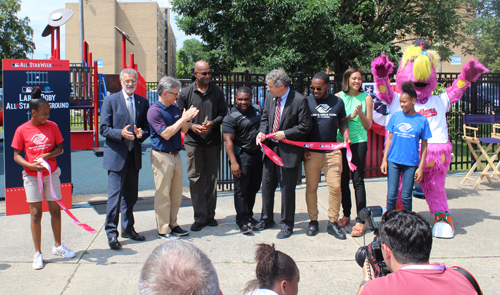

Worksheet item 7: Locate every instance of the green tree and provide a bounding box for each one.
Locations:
[0,0,35,80]
[176,49,191,78]
[463,0,500,71]
[175,38,207,78]
[172,0,465,74]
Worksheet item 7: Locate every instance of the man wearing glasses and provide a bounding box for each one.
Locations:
[100,68,150,249]
[303,72,350,239]
[254,69,312,239]
[177,61,227,232]
[147,77,199,239]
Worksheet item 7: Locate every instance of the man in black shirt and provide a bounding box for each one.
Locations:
[304,72,350,239]
[222,86,263,234]
[177,61,227,232]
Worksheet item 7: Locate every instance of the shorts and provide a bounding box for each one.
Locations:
[22,167,62,203]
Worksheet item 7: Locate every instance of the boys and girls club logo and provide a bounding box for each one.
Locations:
[397,122,413,133]
[31,134,48,145]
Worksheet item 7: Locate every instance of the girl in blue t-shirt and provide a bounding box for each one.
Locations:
[380,81,432,211]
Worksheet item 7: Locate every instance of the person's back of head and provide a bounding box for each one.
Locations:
[139,240,220,295]
[380,210,432,264]
[244,243,299,295]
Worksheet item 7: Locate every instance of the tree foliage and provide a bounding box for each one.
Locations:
[463,0,500,72]
[0,0,35,79]
[172,0,465,74]
[176,38,207,78]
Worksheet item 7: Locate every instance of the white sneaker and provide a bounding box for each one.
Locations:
[33,252,44,270]
[52,244,76,258]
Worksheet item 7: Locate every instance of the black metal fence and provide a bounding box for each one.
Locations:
[73,70,499,191]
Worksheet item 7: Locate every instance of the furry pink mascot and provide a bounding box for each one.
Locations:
[371,41,488,238]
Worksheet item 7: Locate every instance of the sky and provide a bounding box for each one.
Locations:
[17,0,201,60]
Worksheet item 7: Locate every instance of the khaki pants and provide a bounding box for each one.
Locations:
[304,150,343,222]
[151,150,183,234]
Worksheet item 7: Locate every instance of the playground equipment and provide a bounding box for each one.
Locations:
[42,8,75,60]
[115,26,147,97]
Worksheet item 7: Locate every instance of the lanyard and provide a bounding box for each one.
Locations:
[400,265,446,271]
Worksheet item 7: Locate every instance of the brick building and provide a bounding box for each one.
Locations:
[65,0,176,82]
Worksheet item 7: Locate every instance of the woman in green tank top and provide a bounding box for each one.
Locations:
[335,68,373,237]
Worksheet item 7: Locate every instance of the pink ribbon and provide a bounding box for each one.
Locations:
[259,142,284,167]
[261,134,357,171]
[36,158,97,234]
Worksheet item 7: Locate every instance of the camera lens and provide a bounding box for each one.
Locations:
[355,246,368,268]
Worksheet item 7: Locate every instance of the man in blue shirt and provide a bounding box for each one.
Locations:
[147,77,199,239]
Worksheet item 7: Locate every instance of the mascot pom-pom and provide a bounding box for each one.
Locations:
[371,40,489,238]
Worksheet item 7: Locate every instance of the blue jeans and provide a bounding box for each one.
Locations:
[386,161,417,211]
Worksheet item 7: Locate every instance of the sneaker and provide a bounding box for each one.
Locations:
[52,244,76,258]
[239,224,252,234]
[248,217,259,225]
[33,252,44,270]
[171,226,189,236]
[432,212,454,239]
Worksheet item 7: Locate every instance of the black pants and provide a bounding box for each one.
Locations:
[260,145,300,230]
[340,142,367,223]
[185,144,220,223]
[105,150,139,238]
[233,151,263,227]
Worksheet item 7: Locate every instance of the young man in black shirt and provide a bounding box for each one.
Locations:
[304,72,350,239]
[222,86,262,234]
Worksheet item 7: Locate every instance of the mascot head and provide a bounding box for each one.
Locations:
[396,40,440,102]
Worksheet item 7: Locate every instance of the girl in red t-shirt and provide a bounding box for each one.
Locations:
[11,89,75,269]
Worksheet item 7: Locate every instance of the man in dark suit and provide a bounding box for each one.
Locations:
[100,68,150,249]
[254,69,312,239]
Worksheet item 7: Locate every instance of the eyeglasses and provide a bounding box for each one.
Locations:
[199,71,212,76]
[167,91,179,96]
[121,79,137,84]
[310,85,327,91]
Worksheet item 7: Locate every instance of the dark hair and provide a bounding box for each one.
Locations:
[341,68,363,92]
[312,72,330,84]
[379,210,432,264]
[236,86,252,96]
[244,244,298,293]
[30,88,49,112]
[401,81,417,100]
[32,88,42,98]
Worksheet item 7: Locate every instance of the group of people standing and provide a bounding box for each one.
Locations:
[99,61,376,245]
[99,62,228,249]
[14,59,422,268]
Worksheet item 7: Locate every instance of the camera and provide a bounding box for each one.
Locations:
[354,206,391,278]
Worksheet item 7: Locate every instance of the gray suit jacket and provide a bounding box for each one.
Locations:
[100,91,150,171]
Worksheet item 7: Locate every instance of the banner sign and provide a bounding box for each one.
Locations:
[2,59,72,216]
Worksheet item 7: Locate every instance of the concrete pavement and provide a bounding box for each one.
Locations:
[0,173,499,294]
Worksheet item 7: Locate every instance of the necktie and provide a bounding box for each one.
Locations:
[127,97,134,151]
[272,97,282,133]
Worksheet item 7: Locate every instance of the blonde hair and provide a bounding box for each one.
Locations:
[400,46,440,82]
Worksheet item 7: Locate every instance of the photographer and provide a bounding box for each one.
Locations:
[357,210,479,295]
